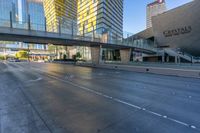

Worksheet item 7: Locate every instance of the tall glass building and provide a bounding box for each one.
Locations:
[0,0,18,22]
[0,0,22,49]
[77,0,123,40]
[0,0,47,51]
[43,0,77,33]
[77,0,123,61]
[43,0,78,59]
[26,0,46,50]
[27,0,45,30]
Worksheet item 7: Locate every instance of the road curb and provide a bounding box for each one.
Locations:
[76,63,200,79]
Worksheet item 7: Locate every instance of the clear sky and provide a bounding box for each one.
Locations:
[123,0,193,34]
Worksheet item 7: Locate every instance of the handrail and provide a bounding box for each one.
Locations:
[0,18,156,52]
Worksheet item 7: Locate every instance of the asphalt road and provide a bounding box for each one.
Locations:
[0,62,200,133]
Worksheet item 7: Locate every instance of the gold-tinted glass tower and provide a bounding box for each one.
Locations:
[77,0,123,39]
[43,0,77,33]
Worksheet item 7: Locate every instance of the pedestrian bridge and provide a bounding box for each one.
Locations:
[0,19,157,64]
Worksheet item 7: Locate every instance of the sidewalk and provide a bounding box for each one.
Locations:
[76,63,200,79]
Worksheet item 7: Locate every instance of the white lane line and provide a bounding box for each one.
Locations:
[28,77,42,82]
[47,73,200,131]
[102,94,113,99]
[32,68,199,131]
[145,110,162,117]
[142,108,146,111]
[191,125,197,129]
[113,98,141,110]
[163,115,168,118]
[167,118,189,127]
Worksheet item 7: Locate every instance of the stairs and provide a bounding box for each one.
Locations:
[164,49,198,63]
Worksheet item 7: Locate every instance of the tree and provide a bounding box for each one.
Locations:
[15,50,28,59]
[76,52,82,59]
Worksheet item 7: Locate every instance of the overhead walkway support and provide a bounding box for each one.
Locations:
[120,48,132,64]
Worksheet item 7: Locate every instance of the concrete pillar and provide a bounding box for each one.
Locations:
[120,48,131,64]
[166,56,169,62]
[175,56,178,64]
[91,46,101,65]
[162,55,165,63]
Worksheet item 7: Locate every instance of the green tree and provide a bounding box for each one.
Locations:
[76,52,82,59]
[15,50,28,59]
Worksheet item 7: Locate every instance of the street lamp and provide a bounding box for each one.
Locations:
[28,44,30,62]
[92,22,95,41]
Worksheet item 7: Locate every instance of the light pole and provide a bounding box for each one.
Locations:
[92,22,95,41]
[83,22,85,37]
[28,44,30,62]
[10,11,13,28]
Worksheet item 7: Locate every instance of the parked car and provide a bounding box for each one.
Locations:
[7,58,20,62]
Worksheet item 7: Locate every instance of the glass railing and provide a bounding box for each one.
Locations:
[31,23,45,31]
[0,18,156,52]
[0,19,10,27]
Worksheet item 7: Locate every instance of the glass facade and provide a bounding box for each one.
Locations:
[77,0,123,40]
[0,0,18,25]
[78,0,123,39]
[27,0,46,50]
[0,0,47,51]
[0,0,124,60]
[77,0,123,61]
[28,1,45,25]
[43,0,77,33]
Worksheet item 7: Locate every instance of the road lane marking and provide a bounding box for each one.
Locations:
[28,77,42,82]
[113,98,141,110]
[32,68,199,131]
[145,110,162,117]
[191,125,197,129]
[163,115,167,118]
[167,118,189,126]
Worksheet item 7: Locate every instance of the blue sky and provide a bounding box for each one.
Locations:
[123,0,193,34]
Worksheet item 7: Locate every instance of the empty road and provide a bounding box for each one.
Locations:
[0,62,200,133]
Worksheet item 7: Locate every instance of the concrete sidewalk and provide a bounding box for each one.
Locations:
[76,63,200,78]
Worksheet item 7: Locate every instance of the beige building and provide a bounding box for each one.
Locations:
[152,0,200,56]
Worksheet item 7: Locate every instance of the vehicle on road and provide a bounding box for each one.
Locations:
[7,58,20,62]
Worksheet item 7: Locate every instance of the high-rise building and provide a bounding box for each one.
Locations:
[18,0,28,22]
[43,0,78,59]
[43,0,77,33]
[0,0,27,49]
[27,0,45,29]
[146,0,166,28]
[0,0,18,21]
[26,0,46,50]
[77,0,123,40]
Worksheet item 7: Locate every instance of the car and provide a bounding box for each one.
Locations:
[38,60,45,63]
[7,58,20,62]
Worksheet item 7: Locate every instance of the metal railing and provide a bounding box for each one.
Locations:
[0,16,156,52]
